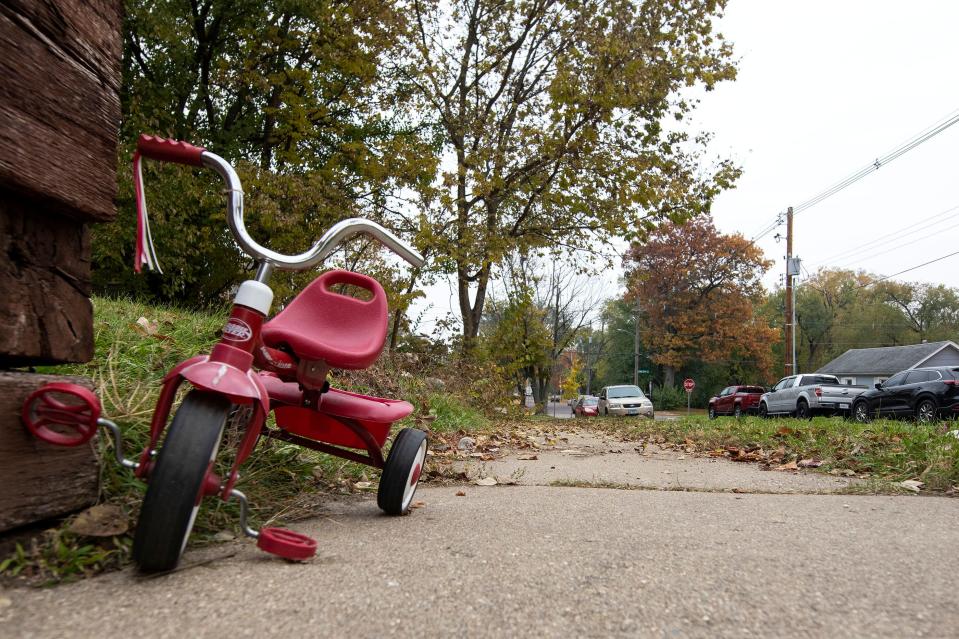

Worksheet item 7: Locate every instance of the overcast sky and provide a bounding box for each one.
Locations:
[411,1,959,334]
[703,0,959,288]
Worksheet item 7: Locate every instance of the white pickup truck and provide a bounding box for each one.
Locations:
[758,374,868,419]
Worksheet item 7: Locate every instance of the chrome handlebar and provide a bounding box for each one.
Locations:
[201,152,425,271]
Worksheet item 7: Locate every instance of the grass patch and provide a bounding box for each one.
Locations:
[575,414,959,492]
[425,393,489,433]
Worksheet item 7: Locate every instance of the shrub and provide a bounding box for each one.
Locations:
[652,384,688,410]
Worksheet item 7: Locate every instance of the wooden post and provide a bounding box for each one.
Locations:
[0,0,121,532]
[784,206,794,376]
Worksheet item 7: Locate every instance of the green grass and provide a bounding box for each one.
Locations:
[576,414,959,492]
[424,393,489,433]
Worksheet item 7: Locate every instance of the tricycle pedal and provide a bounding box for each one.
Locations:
[257,527,317,561]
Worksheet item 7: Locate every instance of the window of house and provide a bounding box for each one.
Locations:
[840,377,855,385]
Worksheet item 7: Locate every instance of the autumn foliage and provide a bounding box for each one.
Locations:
[625,216,777,384]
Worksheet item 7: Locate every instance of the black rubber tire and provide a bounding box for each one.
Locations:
[852,400,870,423]
[916,397,938,424]
[734,404,742,418]
[132,391,230,573]
[796,399,812,420]
[378,428,428,516]
[708,406,716,420]
[758,402,768,419]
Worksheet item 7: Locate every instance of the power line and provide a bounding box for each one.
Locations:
[858,248,959,288]
[809,202,959,268]
[741,108,959,265]
[793,107,959,217]
[748,212,785,244]
[833,216,959,269]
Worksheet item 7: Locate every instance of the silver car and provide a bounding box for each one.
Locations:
[598,385,654,418]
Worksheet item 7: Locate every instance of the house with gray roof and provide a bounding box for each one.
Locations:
[816,340,959,386]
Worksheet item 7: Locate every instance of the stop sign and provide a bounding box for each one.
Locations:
[683,378,695,393]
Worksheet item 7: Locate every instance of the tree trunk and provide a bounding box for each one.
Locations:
[457,260,491,351]
[388,269,423,352]
[534,375,550,414]
[663,365,676,388]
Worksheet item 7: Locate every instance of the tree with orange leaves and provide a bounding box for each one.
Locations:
[625,216,777,387]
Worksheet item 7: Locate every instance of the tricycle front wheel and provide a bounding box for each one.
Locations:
[132,391,230,572]
[378,428,428,516]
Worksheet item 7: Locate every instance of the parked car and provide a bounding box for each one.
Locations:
[708,385,765,418]
[597,385,654,418]
[573,396,599,417]
[759,374,867,419]
[850,366,959,423]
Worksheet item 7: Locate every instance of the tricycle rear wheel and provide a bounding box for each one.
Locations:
[132,391,230,572]
[378,428,428,515]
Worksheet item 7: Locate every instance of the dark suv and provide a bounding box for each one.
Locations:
[850,367,959,423]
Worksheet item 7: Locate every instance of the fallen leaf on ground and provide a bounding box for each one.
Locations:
[354,481,373,489]
[68,503,128,537]
[410,501,426,509]
[517,454,538,460]
[775,461,799,471]
[456,490,466,496]
[777,426,795,436]
[899,479,924,493]
[474,477,497,486]
[798,458,823,468]
[135,316,159,335]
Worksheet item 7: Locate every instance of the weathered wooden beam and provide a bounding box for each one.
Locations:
[0,199,93,366]
[0,371,99,533]
[0,0,121,222]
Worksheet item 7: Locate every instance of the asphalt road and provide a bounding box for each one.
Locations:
[3,430,957,638]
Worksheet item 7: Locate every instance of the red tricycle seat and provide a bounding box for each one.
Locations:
[261,270,388,370]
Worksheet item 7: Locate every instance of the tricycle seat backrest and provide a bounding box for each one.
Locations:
[261,270,388,370]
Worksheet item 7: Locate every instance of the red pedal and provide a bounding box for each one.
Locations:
[21,383,101,447]
[257,527,317,561]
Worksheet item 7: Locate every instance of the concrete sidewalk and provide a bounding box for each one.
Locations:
[2,428,956,638]
[451,428,859,494]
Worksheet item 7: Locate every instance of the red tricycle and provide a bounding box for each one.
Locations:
[20,135,429,572]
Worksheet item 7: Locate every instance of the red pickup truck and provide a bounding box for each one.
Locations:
[708,385,766,418]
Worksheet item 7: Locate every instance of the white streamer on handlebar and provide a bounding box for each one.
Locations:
[132,151,162,274]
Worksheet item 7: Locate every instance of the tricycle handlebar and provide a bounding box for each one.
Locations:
[137,134,206,166]
[201,151,425,270]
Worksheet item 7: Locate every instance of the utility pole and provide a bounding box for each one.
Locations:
[633,297,641,387]
[585,335,592,396]
[784,206,794,377]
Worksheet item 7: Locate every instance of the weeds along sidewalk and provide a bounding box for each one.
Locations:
[566,414,959,494]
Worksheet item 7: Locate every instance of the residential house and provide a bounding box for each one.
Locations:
[816,340,959,387]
